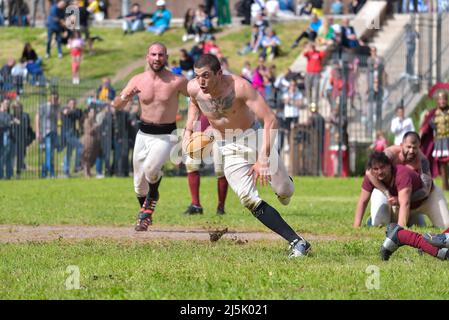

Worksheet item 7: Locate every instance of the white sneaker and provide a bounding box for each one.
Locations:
[182,34,188,42]
[96,174,105,179]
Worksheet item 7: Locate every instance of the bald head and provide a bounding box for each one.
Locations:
[148,42,167,55]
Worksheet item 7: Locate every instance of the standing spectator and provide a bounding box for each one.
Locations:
[61,98,83,177]
[76,0,94,55]
[282,79,303,151]
[8,0,29,26]
[265,0,280,21]
[35,92,60,178]
[146,0,171,35]
[68,31,85,85]
[182,8,196,42]
[371,130,388,152]
[87,0,104,22]
[350,0,366,14]
[46,1,66,59]
[217,0,232,26]
[0,98,12,179]
[95,104,113,177]
[98,0,109,19]
[31,0,47,27]
[127,103,139,173]
[122,3,145,35]
[309,0,324,16]
[307,102,325,175]
[341,18,359,49]
[96,77,116,104]
[0,0,5,26]
[236,0,252,25]
[261,28,281,61]
[81,106,100,177]
[404,23,419,77]
[330,0,344,14]
[10,101,33,178]
[291,13,321,48]
[390,106,415,146]
[112,107,130,177]
[303,42,325,106]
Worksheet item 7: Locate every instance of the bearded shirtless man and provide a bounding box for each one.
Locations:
[112,42,188,231]
[183,54,310,257]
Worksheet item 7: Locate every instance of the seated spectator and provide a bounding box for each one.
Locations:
[8,0,29,26]
[316,16,334,46]
[241,61,253,83]
[0,58,15,91]
[182,8,196,42]
[331,0,344,14]
[11,58,27,95]
[146,0,171,35]
[179,49,194,79]
[203,36,221,56]
[341,18,359,49]
[123,3,145,35]
[252,56,268,97]
[21,43,39,63]
[189,41,205,62]
[297,0,312,15]
[251,0,265,18]
[261,28,281,61]
[96,77,116,104]
[194,4,212,42]
[291,13,321,48]
[170,60,182,75]
[26,58,44,86]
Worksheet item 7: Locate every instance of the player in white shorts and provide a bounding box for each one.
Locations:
[183,54,311,258]
[111,42,188,231]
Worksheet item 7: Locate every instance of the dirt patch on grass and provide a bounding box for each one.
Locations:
[0,224,360,243]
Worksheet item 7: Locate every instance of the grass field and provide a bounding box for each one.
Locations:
[1,176,449,299]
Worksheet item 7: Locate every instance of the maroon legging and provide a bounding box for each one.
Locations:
[397,227,449,257]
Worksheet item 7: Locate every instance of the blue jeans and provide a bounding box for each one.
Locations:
[63,132,83,175]
[146,25,168,35]
[123,19,144,32]
[42,132,56,178]
[10,15,27,26]
[0,131,13,179]
[46,28,62,56]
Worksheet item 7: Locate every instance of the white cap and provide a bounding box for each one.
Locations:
[156,0,165,6]
[332,24,341,33]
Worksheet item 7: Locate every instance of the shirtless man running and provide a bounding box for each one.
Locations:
[112,42,188,231]
[183,53,310,257]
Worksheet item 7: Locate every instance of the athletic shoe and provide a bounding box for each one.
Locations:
[423,232,449,249]
[184,204,203,215]
[288,238,311,258]
[436,248,449,260]
[140,197,158,215]
[216,207,225,215]
[135,212,152,231]
[380,223,403,261]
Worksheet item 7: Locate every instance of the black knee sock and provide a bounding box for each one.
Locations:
[252,201,300,243]
[137,196,146,207]
[148,176,162,200]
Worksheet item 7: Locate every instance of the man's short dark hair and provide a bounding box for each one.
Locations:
[367,152,391,169]
[402,131,420,144]
[396,105,404,112]
[194,54,222,74]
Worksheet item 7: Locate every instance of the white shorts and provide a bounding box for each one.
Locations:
[216,125,294,211]
[370,186,449,228]
[185,142,225,177]
[133,130,177,197]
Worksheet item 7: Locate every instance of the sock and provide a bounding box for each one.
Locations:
[187,171,200,206]
[217,176,228,210]
[137,196,146,207]
[397,229,439,257]
[148,176,162,200]
[252,201,300,243]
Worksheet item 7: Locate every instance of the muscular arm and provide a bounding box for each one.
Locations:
[397,187,412,227]
[111,77,139,110]
[353,189,372,228]
[410,155,432,202]
[244,81,277,163]
[182,96,201,151]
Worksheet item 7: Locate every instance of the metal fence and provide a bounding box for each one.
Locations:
[0,76,141,179]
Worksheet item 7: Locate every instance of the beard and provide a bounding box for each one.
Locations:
[149,62,165,72]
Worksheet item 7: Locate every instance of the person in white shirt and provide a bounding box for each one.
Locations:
[390,105,415,145]
[265,0,280,21]
[282,79,303,150]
